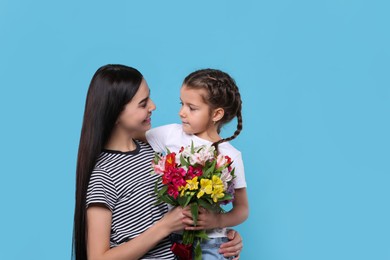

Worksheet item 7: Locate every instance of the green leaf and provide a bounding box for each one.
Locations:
[190,203,199,226]
[154,176,162,194]
[198,199,213,211]
[178,194,192,207]
[180,154,188,167]
[220,194,233,201]
[195,230,209,240]
[158,195,178,206]
[157,185,168,198]
[153,153,161,164]
[191,140,195,154]
[230,168,236,178]
[183,194,193,207]
[203,160,217,178]
[194,240,202,260]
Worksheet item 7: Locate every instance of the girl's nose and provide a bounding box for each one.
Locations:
[179,106,185,118]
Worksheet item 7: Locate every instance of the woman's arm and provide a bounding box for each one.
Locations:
[87,205,184,260]
[219,230,243,259]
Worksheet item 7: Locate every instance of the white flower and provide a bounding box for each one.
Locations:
[220,168,233,189]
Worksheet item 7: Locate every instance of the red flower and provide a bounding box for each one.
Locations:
[165,152,176,170]
[186,166,203,180]
[167,184,179,199]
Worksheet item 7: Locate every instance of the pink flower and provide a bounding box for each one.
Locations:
[167,185,179,199]
[153,159,165,175]
[186,166,203,180]
[216,154,232,169]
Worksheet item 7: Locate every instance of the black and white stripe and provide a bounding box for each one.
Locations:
[86,140,174,259]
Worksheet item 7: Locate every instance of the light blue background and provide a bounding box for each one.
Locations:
[0,0,389,259]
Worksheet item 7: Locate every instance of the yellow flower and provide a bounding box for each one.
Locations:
[185,176,199,191]
[178,186,186,197]
[212,175,224,189]
[210,175,225,202]
[211,185,225,202]
[197,178,213,199]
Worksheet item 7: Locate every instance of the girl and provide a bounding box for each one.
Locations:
[72,65,243,260]
[146,69,249,259]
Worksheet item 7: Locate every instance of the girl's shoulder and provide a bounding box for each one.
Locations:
[149,123,182,134]
[218,141,242,159]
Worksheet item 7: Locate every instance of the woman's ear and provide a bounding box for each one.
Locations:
[212,108,225,123]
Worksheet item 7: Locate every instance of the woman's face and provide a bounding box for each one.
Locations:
[116,79,156,133]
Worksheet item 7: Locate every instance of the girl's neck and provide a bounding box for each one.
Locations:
[195,126,221,143]
[105,127,137,152]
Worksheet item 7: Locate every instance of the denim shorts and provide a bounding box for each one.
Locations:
[170,233,235,260]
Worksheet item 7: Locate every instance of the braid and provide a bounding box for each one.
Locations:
[212,105,243,151]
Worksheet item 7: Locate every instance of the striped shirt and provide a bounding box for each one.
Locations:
[86,140,175,259]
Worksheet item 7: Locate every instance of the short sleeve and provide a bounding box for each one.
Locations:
[86,167,117,212]
[146,124,175,153]
[231,153,247,189]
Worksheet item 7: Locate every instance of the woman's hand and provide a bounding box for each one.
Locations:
[182,207,220,230]
[158,206,187,234]
[219,229,243,260]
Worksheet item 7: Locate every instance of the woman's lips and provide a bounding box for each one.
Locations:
[144,116,152,123]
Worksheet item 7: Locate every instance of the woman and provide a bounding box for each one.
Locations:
[72,64,243,259]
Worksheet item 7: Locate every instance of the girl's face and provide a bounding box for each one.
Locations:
[116,79,156,133]
[179,85,217,140]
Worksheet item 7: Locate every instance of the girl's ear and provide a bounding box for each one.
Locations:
[212,108,225,123]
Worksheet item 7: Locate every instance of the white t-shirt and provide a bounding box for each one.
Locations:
[146,124,247,237]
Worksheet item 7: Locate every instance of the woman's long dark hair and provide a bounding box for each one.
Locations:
[72,64,143,260]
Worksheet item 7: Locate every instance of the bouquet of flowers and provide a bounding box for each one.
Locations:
[151,142,236,260]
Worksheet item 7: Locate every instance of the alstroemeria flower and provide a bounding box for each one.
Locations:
[211,185,224,202]
[165,152,176,169]
[212,175,224,189]
[153,159,165,175]
[167,184,179,199]
[220,168,233,189]
[186,166,203,180]
[188,147,214,166]
[197,178,212,199]
[185,176,199,191]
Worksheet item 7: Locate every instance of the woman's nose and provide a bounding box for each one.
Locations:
[149,98,156,112]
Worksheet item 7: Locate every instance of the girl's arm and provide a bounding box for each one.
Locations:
[87,205,184,260]
[182,188,249,230]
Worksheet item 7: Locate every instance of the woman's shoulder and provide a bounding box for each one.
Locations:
[134,139,154,151]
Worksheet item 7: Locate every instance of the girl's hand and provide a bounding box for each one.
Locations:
[219,229,243,259]
[158,206,186,234]
[182,207,219,230]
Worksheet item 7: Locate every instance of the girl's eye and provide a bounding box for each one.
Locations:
[189,106,196,111]
[179,101,183,106]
